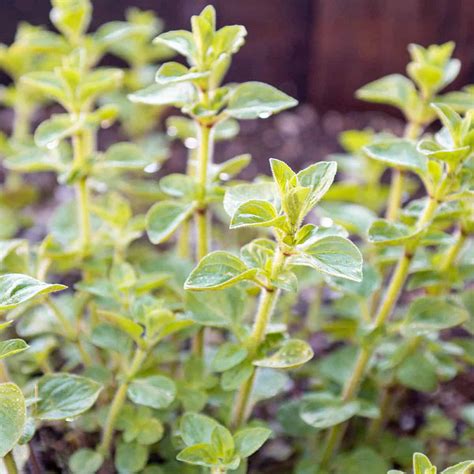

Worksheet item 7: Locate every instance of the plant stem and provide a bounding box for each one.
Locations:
[195,122,214,261]
[192,122,215,357]
[385,168,403,221]
[177,218,191,260]
[367,224,467,439]
[319,196,439,466]
[231,248,285,429]
[384,120,424,222]
[12,90,32,142]
[72,129,92,256]
[0,361,9,383]
[99,348,147,456]
[3,451,18,474]
[45,297,93,366]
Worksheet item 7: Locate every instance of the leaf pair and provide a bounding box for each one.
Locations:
[177,412,271,470]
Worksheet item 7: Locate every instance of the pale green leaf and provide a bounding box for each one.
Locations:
[35,373,103,420]
[184,251,257,290]
[364,139,427,174]
[234,427,271,459]
[0,274,66,311]
[155,62,208,84]
[0,383,26,457]
[128,82,197,107]
[403,296,468,335]
[356,74,416,110]
[230,199,281,229]
[254,339,313,369]
[153,30,196,59]
[227,82,297,120]
[0,339,29,360]
[69,448,104,474]
[127,375,176,409]
[146,201,195,244]
[291,236,363,282]
[300,393,360,429]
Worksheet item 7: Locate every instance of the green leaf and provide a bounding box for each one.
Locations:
[224,182,278,218]
[69,449,104,474]
[156,62,208,84]
[0,274,66,311]
[397,353,438,393]
[221,361,253,391]
[337,447,390,474]
[97,310,144,348]
[79,68,123,102]
[364,139,427,174]
[101,142,149,170]
[254,339,313,369]
[21,71,66,102]
[160,174,198,199]
[176,443,218,468]
[146,201,195,244]
[442,461,474,474]
[128,82,197,107]
[230,199,281,229]
[368,219,421,246]
[300,393,360,429]
[184,251,257,290]
[211,153,251,180]
[403,297,468,335]
[34,114,79,148]
[296,161,338,207]
[227,82,297,120]
[213,25,247,56]
[234,427,271,459]
[291,236,363,282]
[211,425,234,462]
[211,342,248,372]
[154,30,196,59]
[0,383,26,457]
[180,412,219,446]
[127,375,176,409]
[413,453,435,474]
[185,286,246,327]
[270,158,296,196]
[0,339,29,360]
[115,441,148,473]
[35,373,103,420]
[356,74,416,110]
[50,0,91,40]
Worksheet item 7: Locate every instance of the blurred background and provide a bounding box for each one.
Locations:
[1,0,473,111]
[1,0,473,172]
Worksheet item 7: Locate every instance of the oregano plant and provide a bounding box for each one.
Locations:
[0,3,472,474]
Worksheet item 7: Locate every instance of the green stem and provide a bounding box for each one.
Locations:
[231,248,285,429]
[177,218,191,260]
[99,348,147,456]
[45,297,93,367]
[0,361,10,382]
[72,130,92,256]
[192,122,215,357]
[12,90,32,142]
[319,196,439,466]
[385,168,403,221]
[3,451,18,474]
[384,120,424,222]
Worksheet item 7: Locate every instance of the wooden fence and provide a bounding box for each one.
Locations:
[2,0,473,111]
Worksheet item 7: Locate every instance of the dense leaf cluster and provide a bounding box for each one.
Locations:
[0,2,472,474]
